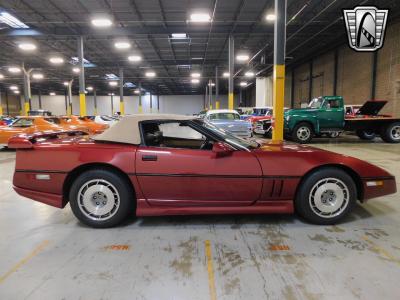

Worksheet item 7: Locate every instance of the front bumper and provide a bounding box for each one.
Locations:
[361,176,397,201]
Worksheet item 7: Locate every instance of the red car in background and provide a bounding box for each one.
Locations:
[9,115,396,228]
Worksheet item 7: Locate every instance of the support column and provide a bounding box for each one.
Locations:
[138,82,142,113]
[215,67,220,109]
[290,69,295,108]
[67,79,73,115]
[78,36,86,116]
[333,48,338,95]
[272,0,287,143]
[308,60,313,100]
[64,90,68,114]
[94,89,98,115]
[208,80,213,109]
[5,90,9,115]
[38,89,42,109]
[23,63,32,115]
[111,93,114,114]
[119,68,124,115]
[228,35,234,109]
[157,94,160,112]
[0,89,2,115]
[150,93,153,113]
[371,51,378,99]
[205,85,208,109]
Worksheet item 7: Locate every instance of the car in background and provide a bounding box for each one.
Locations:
[60,115,109,135]
[28,110,52,116]
[345,104,362,117]
[0,116,14,126]
[84,115,118,127]
[203,109,252,138]
[8,114,396,228]
[236,107,254,120]
[0,116,88,147]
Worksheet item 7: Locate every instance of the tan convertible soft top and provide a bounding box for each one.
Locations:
[93,114,195,145]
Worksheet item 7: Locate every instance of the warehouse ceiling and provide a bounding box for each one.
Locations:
[0,0,399,96]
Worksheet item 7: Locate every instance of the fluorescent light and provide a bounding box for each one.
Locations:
[109,81,118,86]
[8,67,21,73]
[32,73,44,79]
[91,18,112,27]
[266,14,276,22]
[49,57,64,64]
[108,92,115,96]
[105,73,119,80]
[49,92,56,96]
[13,90,20,94]
[223,72,230,77]
[191,72,201,78]
[191,57,203,60]
[0,74,4,79]
[145,71,156,78]
[114,41,131,49]
[0,12,29,29]
[63,81,69,86]
[18,43,36,51]
[171,33,187,39]
[9,85,18,90]
[128,55,142,62]
[240,81,247,87]
[191,79,200,84]
[86,86,93,91]
[208,82,215,87]
[245,71,255,77]
[72,67,80,73]
[134,90,140,94]
[190,13,211,23]
[236,54,249,61]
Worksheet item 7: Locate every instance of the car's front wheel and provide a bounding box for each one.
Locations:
[69,169,134,228]
[295,168,357,225]
[292,122,313,143]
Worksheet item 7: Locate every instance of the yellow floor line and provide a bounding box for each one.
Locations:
[0,240,50,284]
[362,235,400,266]
[205,240,217,300]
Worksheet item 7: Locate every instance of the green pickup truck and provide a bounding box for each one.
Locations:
[255,96,400,144]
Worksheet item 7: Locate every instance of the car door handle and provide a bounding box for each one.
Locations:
[142,155,158,161]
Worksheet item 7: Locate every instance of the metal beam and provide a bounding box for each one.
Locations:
[272,0,287,143]
[215,66,219,109]
[371,51,378,99]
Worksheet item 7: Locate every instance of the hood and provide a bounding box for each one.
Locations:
[357,100,387,116]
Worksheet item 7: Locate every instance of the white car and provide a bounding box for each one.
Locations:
[87,115,118,127]
[203,109,252,138]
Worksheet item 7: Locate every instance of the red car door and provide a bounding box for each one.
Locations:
[135,146,263,206]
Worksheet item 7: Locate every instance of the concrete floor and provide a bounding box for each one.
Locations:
[0,135,400,300]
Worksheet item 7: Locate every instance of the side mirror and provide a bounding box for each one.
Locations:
[212,141,234,158]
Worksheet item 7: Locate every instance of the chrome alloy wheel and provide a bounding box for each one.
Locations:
[297,126,311,141]
[309,178,350,218]
[77,179,120,221]
[390,125,400,141]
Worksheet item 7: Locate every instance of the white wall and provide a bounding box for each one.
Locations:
[256,76,273,107]
[27,93,242,116]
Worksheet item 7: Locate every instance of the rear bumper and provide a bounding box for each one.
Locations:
[13,186,66,208]
[361,176,397,201]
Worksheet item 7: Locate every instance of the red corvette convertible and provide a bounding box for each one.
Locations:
[9,115,396,228]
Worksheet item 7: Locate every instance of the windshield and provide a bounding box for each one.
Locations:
[11,118,34,127]
[194,120,259,150]
[209,113,240,120]
[308,98,324,109]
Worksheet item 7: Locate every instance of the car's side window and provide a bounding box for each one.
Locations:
[141,121,213,150]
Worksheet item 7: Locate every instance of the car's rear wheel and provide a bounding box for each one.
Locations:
[292,122,313,143]
[380,122,400,143]
[356,129,376,140]
[69,169,134,228]
[295,168,357,225]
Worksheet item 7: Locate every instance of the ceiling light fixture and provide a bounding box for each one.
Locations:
[49,92,56,96]
[91,18,112,27]
[13,90,20,94]
[170,33,188,39]
[49,57,64,64]
[128,55,142,62]
[191,79,200,84]
[236,54,249,62]
[18,43,36,51]
[208,82,215,87]
[32,73,44,79]
[9,85,18,90]
[8,67,21,73]
[266,14,276,22]
[109,81,118,86]
[145,71,156,78]
[63,81,69,86]
[108,92,115,96]
[0,74,4,79]
[114,41,131,49]
[72,67,80,73]
[245,71,255,77]
[190,13,211,23]
[191,72,201,78]
[240,81,247,87]
[223,72,230,77]
[86,86,93,91]
[134,89,140,94]
[0,12,29,28]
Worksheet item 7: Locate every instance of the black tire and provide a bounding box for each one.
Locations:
[356,129,376,140]
[69,169,135,228]
[295,167,357,225]
[380,122,400,143]
[292,122,313,144]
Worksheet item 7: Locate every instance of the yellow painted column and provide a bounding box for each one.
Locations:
[228,93,234,110]
[67,104,72,116]
[24,102,30,116]
[0,105,3,115]
[215,101,220,109]
[120,100,125,115]
[79,93,86,116]
[272,65,285,142]
[210,104,213,110]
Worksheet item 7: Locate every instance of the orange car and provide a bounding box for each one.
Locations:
[59,115,108,135]
[0,116,87,146]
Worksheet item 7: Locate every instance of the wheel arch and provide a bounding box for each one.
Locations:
[293,120,316,133]
[62,163,135,204]
[295,164,364,202]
